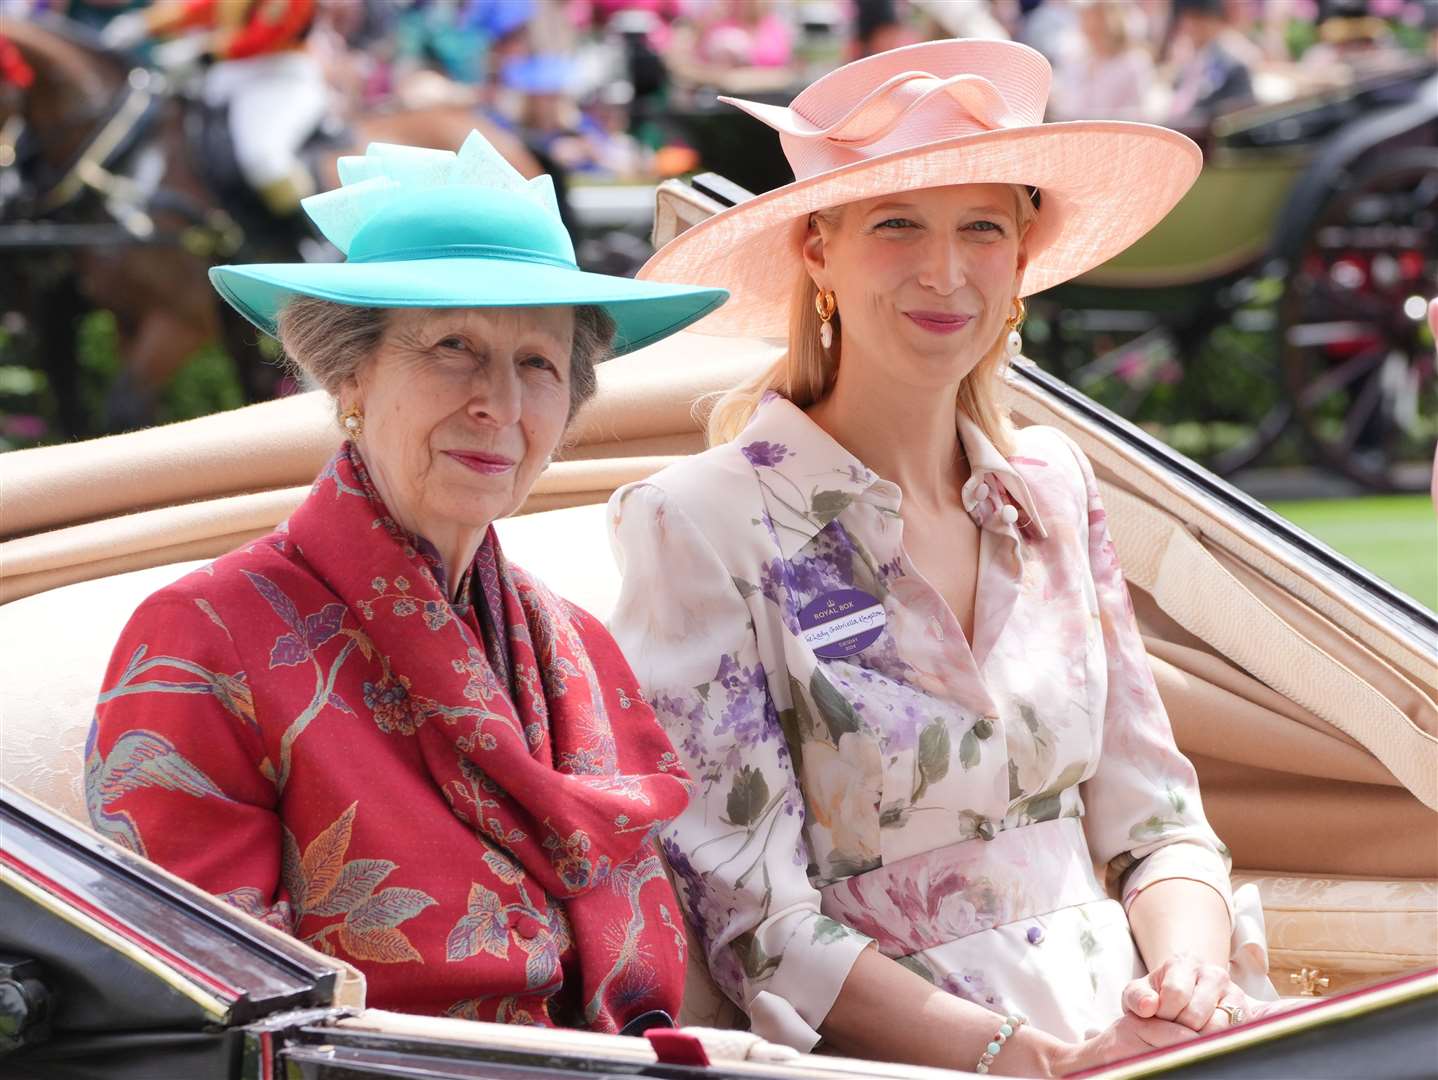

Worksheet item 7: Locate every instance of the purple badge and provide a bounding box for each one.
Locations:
[798,589,886,659]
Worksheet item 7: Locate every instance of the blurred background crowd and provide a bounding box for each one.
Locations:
[14,0,1436,194]
[2,0,1436,600]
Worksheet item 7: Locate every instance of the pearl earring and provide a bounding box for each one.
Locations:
[340,405,364,438]
[815,288,837,350]
[1004,297,1026,360]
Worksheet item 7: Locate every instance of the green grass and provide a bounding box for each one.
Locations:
[1266,495,1437,611]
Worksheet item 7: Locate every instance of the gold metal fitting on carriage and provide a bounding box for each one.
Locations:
[1291,967,1331,996]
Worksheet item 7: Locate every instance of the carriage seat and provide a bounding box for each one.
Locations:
[2,502,1433,1013]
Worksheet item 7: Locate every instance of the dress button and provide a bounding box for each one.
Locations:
[1000,505,1019,525]
[977,819,998,841]
[515,915,542,940]
[1026,925,1044,945]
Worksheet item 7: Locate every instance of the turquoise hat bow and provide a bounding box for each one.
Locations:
[209,132,727,355]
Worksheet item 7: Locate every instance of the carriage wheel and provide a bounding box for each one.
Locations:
[1279,147,1438,492]
[1026,279,1290,480]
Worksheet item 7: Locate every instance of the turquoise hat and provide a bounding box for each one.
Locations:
[209,132,727,356]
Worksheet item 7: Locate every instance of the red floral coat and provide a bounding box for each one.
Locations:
[87,446,692,1028]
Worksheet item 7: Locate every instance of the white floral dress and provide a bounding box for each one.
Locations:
[606,395,1272,1051]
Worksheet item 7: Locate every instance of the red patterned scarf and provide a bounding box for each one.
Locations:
[289,444,693,1030]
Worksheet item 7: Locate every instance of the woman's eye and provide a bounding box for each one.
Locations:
[522,354,556,372]
[437,336,468,352]
[967,220,1005,235]
[875,217,916,231]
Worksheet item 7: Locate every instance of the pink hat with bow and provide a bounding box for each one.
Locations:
[639,39,1202,338]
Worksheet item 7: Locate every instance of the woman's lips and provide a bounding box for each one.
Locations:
[445,450,516,476]
[904,311,973,335]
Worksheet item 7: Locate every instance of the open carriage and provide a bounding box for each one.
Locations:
[1033,58,1438,494]
[2,175,1436,1075]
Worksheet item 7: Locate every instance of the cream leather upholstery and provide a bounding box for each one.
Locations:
[1,559,207,822]
[1230,871,1438,996]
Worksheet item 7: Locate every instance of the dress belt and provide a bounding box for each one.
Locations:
[817,817,1109,959]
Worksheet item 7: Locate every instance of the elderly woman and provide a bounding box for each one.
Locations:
[86,133,724,1030]
[608,40,1279,1075]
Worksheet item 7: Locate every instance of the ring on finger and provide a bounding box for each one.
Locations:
[1216,1003,1247,1026]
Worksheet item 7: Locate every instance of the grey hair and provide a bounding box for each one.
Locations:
[275,299,614,422]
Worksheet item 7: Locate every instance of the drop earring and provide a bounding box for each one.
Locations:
[815,288,836,350]
[1004,297,1026,359]
[340,405,364,439]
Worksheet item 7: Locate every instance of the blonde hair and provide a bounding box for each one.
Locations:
[705,185,1038,453]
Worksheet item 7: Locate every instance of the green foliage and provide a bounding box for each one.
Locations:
[1,308,247,448]
[0,365,46,396]
[78,309,121,431]
[161,345,246,423]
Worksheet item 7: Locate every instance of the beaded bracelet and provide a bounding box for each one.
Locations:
[974,1013,1026,1075]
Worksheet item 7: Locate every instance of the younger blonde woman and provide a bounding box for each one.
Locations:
[607,40,1278,1076]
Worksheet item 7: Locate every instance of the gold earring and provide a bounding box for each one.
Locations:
[340,405,364,438]
[815,289,837,350]
[1004,297,1026,359]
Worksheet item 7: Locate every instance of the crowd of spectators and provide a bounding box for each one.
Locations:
[13,0,1438,191]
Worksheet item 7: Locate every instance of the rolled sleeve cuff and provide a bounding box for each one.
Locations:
[747,912,873,1052]
[1121,840,1234,925]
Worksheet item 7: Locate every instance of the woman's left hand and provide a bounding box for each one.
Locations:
[1121,952,1236,1032]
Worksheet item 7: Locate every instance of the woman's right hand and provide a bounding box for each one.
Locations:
[1049,1012,1202,1076]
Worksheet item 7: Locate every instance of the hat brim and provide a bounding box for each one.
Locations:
[638,120,1201,338]
[209,258,729,357]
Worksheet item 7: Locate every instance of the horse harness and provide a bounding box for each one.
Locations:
[5,42,243,259]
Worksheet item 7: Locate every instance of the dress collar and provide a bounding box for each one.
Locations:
[734,393,1047,560]
[956,411,1048,542]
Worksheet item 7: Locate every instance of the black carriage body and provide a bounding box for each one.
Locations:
[0,788,342,1079]
[3,787,1436,1080]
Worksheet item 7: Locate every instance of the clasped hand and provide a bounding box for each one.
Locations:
[1121,952,1249,1033]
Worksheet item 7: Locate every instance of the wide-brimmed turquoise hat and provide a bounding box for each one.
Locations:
[210,132,727,356]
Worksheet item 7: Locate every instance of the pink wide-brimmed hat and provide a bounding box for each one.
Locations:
[639,39,1202,338]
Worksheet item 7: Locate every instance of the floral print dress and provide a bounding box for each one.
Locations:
[607,395,1272,1050]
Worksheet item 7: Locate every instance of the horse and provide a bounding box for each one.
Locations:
[1,18,542,437]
